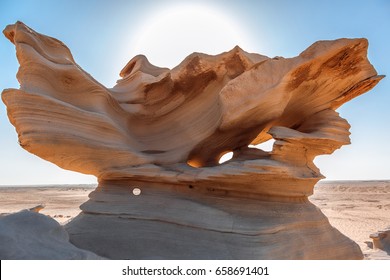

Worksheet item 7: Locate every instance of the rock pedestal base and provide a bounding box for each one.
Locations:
[66,180,363,259]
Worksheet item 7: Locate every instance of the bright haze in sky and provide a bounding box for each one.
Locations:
[0,0,389,185]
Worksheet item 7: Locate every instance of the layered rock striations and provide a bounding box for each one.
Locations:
[2,22,384,259]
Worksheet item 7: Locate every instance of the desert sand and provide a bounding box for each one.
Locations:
[310,181,390,259]
[0,184,95,225]
[0,180,389,259]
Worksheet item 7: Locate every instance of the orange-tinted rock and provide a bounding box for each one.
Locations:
[2,22,383,259]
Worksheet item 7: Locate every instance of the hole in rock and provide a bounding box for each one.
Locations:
[218,151,233,164]
[249,138,275,152]
[132,187,141,196]
[186,149,237,168]
[187,159,202,168]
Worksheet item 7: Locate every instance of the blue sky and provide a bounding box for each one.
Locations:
[0,0,389,184]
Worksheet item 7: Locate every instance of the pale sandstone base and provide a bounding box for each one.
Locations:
[0,210,104,259]
[66,181,363,259]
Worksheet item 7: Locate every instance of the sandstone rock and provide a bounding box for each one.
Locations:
[370,229,390,252]
[1,21,383,259]
[0,210,104,259]
[68,181,363,259]
[29,204,45,213]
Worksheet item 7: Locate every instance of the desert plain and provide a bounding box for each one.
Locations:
[0,180,389,260]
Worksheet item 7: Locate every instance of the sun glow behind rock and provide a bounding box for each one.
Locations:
[128,4,254,68]
[218,151,233,164]
[249,139,275,152]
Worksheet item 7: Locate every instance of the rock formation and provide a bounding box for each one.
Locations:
[370,229,390,252]
[0,210,104,259]
[2,21,383,259]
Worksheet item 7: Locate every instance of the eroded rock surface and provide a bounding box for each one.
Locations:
[0,210,104,259]
[1,22,383,259]
[370,229,390,252]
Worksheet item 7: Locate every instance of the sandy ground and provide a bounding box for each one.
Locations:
[310,180,390,259]
[0,181,389,259]
[0,184,96,224]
